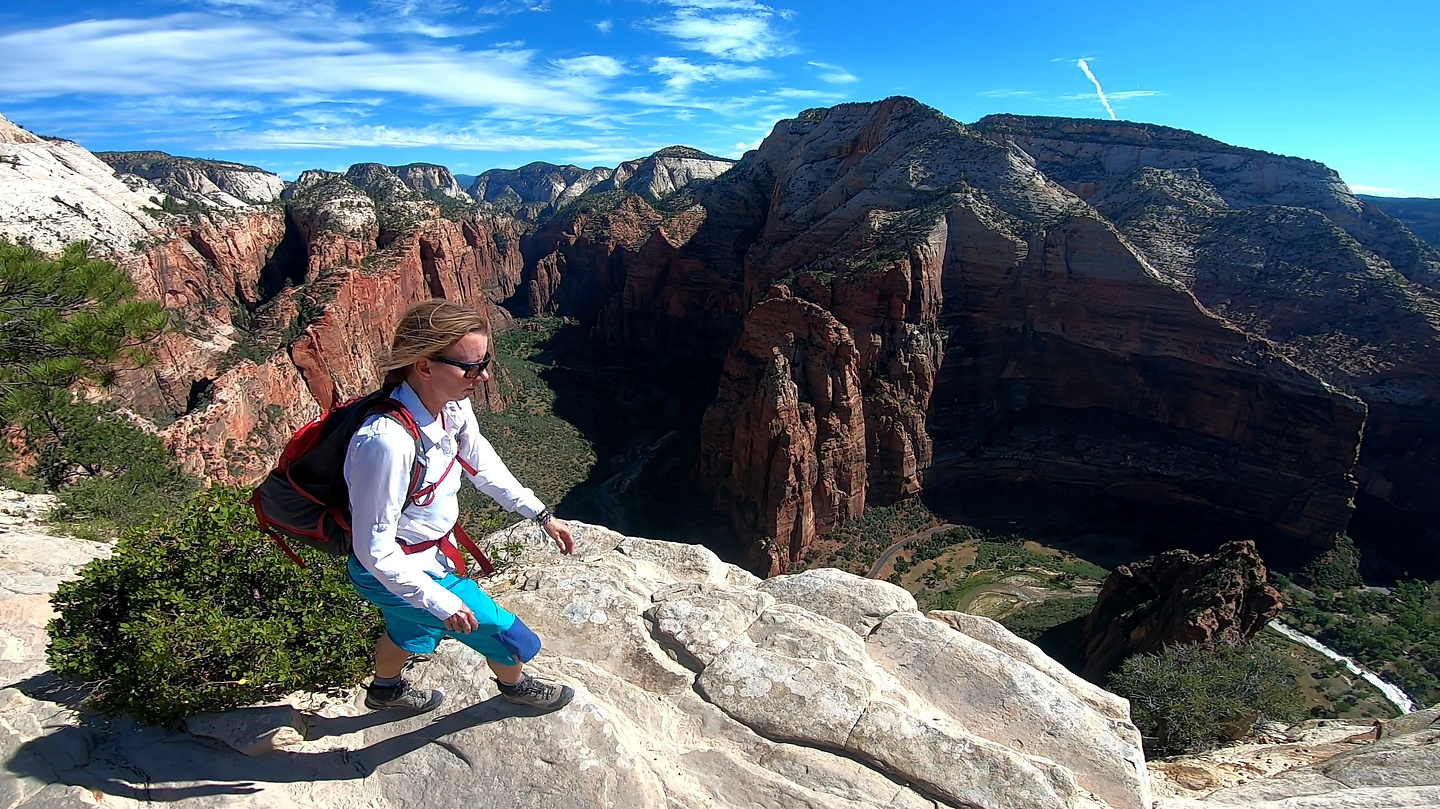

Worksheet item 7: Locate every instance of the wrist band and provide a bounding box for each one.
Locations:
[534,508,553,526]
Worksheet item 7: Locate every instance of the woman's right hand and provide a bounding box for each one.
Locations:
[445,608,479,634]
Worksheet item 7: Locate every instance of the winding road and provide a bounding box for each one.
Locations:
[865,523,960,579]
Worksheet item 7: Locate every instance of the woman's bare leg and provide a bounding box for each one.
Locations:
[374,633,410,680]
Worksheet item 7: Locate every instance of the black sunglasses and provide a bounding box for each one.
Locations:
[431,353,492,378]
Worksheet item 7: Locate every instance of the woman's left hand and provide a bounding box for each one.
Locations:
[544,518,575,555]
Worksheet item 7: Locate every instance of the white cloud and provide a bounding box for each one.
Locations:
[1348,184,1400,194]
[1106,90,1164,100]
[1077,58,1115,120]
[650,1,793,62]
[0,15,594,114]
[476,1,549,14]
[1059,90,1164,102]
[731,137,762,155]
[649,56,770,90]
[219,124,599,151]
[979,89,1034,98]
[769,88,845,100]
[806,61,857,84]
[554,55,628,78]
[595,19,614,33]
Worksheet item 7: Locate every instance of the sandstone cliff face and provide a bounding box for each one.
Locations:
[0,113,166,254]
[471,161,615,221]
[1361,194,1440,250]
[391,162,469,201]
[665,99,1360,572]
[0,113,290,418]
[98,151,285,207]
[164,169,526,482]
[977,115,1440,572]
[594,145,737,202]
[699,293,868,572]
[1080,540,1284,680]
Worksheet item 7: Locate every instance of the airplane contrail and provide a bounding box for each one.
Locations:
[1077,59,1117,120]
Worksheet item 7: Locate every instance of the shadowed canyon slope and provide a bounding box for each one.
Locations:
[973,115,1440,572]
[526,99,1371,574]
[7,100,1440,576]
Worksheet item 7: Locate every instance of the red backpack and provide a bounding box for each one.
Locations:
[250,389,494,576]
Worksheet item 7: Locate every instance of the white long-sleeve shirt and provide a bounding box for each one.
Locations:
[344,382,546,619]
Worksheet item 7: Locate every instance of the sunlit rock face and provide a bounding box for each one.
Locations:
[2,516,1152,809]
[1080,540,1284,680]
[10,101,1433,575]
[99,151,285,208]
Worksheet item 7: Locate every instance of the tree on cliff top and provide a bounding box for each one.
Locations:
[1110,640,1305,757]
[0,238,185,535]
[0,238,167,423]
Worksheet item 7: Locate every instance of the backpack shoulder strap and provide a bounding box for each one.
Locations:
[366,399,428,507]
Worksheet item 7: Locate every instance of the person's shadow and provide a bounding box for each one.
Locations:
[4,673,552,803]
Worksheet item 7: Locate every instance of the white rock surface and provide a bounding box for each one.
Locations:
[1,515,1154,809]
[1152,711,1440,809]
[0,491,108,687]
[0,113,167,254]
[99,152,283,208]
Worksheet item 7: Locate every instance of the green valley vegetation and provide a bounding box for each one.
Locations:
[0,239,195,537]
[1280,578,1440,708]
[1109,640,1306,757]
[802,499,942,574]
[803,508,1112,642]
[897,527,1109,641]
[47,486,380,725]
[456,317,597,537]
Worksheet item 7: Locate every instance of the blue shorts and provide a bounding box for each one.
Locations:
[348,556,540,665]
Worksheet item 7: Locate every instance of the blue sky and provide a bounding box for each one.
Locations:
[1,0,1436,196]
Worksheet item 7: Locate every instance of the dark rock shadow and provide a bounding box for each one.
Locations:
[5,696,550,803]
[3,671,96,711]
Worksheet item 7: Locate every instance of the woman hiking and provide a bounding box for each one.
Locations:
[346,299,575,714]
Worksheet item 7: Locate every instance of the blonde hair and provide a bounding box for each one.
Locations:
[378,299,491,390]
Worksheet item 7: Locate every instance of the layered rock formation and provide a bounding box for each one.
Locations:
[1,509,1151,809]
[98,151,284,208]
[593,145,737,201]
[471,161,614,220]
[519,99,1364,573]
[0,116,290,417]
[11,101,1440,577]
[471,148,734,222]
[165,165,527,481]
[391,162,469,201]
[1079,540,1284,679]
[975,116,1440,573]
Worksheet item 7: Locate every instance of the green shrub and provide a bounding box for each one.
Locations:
[47,486,382,726]
[1110,640,1305,757]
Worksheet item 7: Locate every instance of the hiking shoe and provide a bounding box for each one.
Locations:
[364,678,444,713]
[495,674,574,712]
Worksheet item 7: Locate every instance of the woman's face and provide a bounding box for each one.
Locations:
[422,330,491,402]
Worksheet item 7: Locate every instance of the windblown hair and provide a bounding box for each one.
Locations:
[378,299,491,390]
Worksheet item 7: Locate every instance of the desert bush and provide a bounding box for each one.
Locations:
[47,486,382,726]
[1110,640,1305,757]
